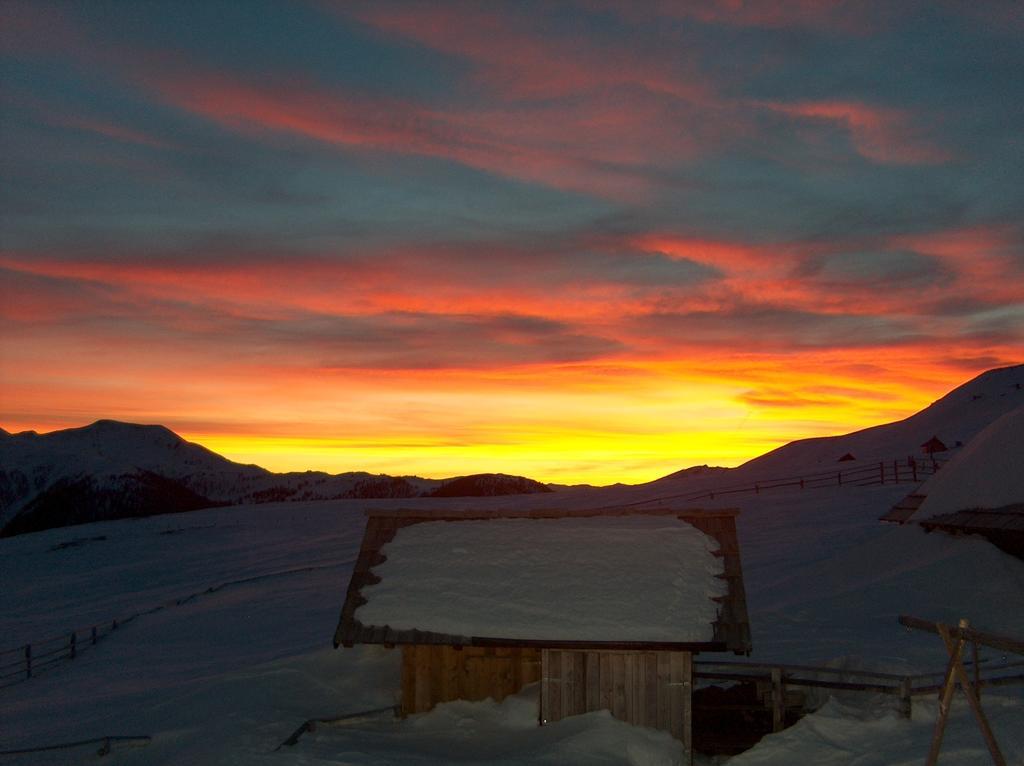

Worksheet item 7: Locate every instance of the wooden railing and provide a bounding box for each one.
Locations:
[694,654,1024,732]
[0,620,121,688]
[613,456,946,511]
[0,561,345,690]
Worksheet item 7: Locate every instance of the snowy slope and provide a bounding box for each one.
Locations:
[1,483,1021,764]
[733,364,1024,476]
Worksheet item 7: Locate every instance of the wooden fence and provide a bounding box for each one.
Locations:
[694,655,1024,733]
[0,562,344,690]
[609,456,946,512]
[0,620,123,689]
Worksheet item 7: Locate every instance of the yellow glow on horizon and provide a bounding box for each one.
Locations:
[4,348,1011,486]
[181,362,941,485]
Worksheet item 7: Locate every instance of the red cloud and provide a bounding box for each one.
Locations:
[892,225,1024,303]
[154,72,669,199]
[760,100,955,165]
[343,2,714,103]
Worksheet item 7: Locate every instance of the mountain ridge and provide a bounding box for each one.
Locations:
[0,422,551,536]
[3,363,1021,536]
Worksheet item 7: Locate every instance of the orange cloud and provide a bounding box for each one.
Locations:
[892,225,1024,304]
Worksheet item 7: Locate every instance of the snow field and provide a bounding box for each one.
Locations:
[1,479,1022,763]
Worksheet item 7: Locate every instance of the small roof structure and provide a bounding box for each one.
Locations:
[921,435,948,454]
[838,452,856,462]
[334,507,751,654]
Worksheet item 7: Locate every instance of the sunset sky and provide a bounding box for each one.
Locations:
[2,1,1022,484]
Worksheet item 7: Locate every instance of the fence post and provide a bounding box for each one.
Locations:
[771,667,785,732]
[893,460,899,483]
[837,471,842,486]
[755,483,760,494]
[69,631,77,659]
[91,626,98,645]
[800,478,804,489]
[899,676,912,718]
[880,461,885,484]
[25,644,32,679]
[112,619,118,631]
[912,460,917,482]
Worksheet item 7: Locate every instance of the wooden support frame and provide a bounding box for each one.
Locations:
[899,615,1016,766]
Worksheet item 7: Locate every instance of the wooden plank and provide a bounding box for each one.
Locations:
[585,652,600,712]
[599,652,613,714]
[428,645,445,708]
[682,652,693,765]
[464,648,483,701]
[551,650,564,722]
[644,652,658,728]
[523,648,542,686]
[413,645,432,714]
[623,651,636,724]
[560,651,572,717]
[656,651,670,731]
[668,652,684,743]
[443,645,460,703]
[400,645,416,717]
[540,649,550,725]
[546,649,562,724]
[612,652,627,720]
[496,647,513,701]
[572,651,586,716]
[632,654,645,727]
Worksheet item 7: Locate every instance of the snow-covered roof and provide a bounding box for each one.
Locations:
[334,508,751,652]
[913,404,1024,520]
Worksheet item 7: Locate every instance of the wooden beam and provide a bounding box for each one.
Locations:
[899,615,1024,656]
[939,623,1007,766]
[925,623,965,766]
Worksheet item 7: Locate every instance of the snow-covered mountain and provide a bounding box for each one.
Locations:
[3,364,1021,537]
[739,364,1024,476]
[644,364,1024,499]
[0,422,547,536]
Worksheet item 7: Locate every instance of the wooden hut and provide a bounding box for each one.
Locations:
[921,435,948,455]
[918,503,1024,560]
[333,507,751,761]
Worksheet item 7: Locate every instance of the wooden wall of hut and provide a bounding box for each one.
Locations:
[400,645,542,717]
[541,649,693,750]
